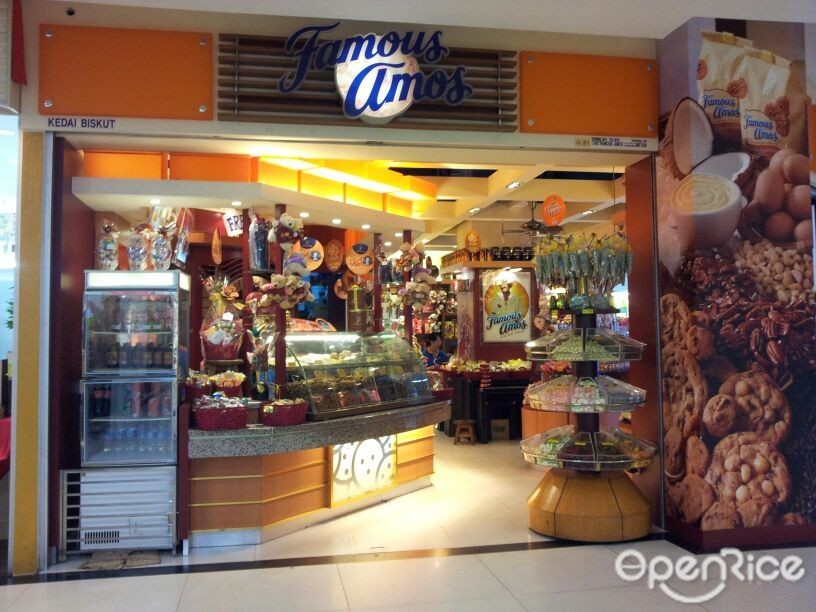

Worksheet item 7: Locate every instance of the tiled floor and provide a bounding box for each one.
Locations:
[7,432,815,611]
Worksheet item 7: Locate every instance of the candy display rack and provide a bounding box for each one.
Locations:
[523,308,654,542]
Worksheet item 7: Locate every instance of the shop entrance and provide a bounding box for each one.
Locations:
[42,131,659,570]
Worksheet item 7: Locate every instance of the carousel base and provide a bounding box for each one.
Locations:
[528,468,651,542]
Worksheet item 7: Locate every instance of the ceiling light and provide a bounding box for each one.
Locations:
[299,212,310,218]
[384,241,392,247]
[506,181,523,190]
[332,218,342,225]
[361,224,371,230]
[149,198,161,205]
[394,232,402,238]
[231,200,242,207]
[468,207,481,214]
[581,209,597,216]
[263,158,318,171]
[422,239,429,244]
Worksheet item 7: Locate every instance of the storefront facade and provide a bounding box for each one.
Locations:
[7,0,814,575]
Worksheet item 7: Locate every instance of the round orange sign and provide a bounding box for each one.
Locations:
[293,237,324,271]
[541,195,566,227]
[346,243,374,275]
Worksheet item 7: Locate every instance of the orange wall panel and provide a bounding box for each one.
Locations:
[83,151,164,179]
[169,153,252,182]
[39,25,212,120]
[520,52,658,138]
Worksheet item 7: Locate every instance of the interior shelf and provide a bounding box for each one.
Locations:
[525,328,645,362]
[525,375,646,413]
[520,425,656,472]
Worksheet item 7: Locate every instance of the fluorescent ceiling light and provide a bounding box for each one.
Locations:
[263,158,318,171]
[149,198,161,205]
[394,232,402,238]
[468,207,481,214]
[332,218,342,224]
[384,241,392,247]
[231,200,242,207]
[299,212,310,218]
[361,224,371,230]
[506,181,523,190]
[581,209,597,215]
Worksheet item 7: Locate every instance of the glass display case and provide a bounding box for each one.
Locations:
[81,378,177,466]
[83,271,191,377]
[280,332,433,420]
[81,270,190,467]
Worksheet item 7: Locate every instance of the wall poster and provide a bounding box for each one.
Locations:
[481,269,532,343]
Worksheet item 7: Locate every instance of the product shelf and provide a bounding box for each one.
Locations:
[525,328,645,362]
[520,426,656,472]
[525,375,646,413]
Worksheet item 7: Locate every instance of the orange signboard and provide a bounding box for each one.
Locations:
[39,25,213,120]
[519,52,658,138]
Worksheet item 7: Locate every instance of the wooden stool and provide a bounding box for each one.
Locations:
[453,419,477,445]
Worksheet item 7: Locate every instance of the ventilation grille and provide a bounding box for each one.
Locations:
[218,34,518,132]
[83,529,121,546]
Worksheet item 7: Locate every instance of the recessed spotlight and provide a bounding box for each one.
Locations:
[468,207,481,214]
[361,224,371,230]
[332,218,342,224]
[506,181,523,190]
[299,212,310,218]
[230,200,242,207]
[422,239,428,244]
[581,209,597,216]
[384,241,392,247]
[394,232,402,238]
[149,198,161,205]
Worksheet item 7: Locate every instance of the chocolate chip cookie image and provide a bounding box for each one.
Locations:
[678,474,717,524]
[716,370,791,445]
[686,435,711,478]
[659,294,715,361]
[705,432,791,528]
[701,501,741,530]
[703,394,738,438]
[664,425,686,482]
[661,342,708,438]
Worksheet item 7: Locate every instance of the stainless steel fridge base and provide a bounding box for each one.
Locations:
[60,466,176,558]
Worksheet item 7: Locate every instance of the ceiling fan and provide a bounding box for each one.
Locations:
[503,201,562,239]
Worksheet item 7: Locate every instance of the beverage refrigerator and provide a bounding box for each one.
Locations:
[61,270,190,556]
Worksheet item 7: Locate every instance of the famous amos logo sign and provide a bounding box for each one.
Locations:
[279,22,473,124]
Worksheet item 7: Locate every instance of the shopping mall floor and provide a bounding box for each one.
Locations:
[1,432,814,611]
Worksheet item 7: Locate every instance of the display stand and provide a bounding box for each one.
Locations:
[523,309,655,542]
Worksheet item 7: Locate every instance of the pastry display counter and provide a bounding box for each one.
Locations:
[184,400,450,548]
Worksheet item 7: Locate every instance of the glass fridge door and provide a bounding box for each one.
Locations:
[83,290,179,377]
[81,379,177,466]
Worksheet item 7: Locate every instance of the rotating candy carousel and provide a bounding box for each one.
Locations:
[522,234,656,541]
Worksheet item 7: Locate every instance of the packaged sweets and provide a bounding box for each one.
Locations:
[97,219,119,270]
[697,30,754,151]
[736,50,791,157]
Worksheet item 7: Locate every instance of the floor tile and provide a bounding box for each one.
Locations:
[518,584,706,611]
[9,574,187,612]
[477,545,623,596]
[175,544,256,566]
[353,597,526,612]
[438,516,550,548]
[0,584,29,611]
[337,555,511,609]
[255,523,358,560]
[177,565,348,612]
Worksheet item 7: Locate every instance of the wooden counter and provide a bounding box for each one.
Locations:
[185,401,450,548]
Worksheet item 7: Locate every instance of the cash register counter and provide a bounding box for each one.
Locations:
[182,401,450,548]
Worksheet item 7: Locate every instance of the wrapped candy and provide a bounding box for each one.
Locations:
[97,219,119,270]
[248,209,271,271]
[151,223,176,271]
[127,226,151,270]
[199,276,245,362]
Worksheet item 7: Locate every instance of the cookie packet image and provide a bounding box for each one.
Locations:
[736,49,791,158]
[697,30,754,152]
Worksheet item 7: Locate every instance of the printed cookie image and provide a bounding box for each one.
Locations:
[705,432,791,528]
[701,355,738,387]
[664,425,686,482]
[659,294,715,360]
[779,512,807,526]
[717,370,791,445]
[702,394,738,438]
[701,501,741,531]
[661,343,708,438]
[678,474,717,524]
[686,435,711,478]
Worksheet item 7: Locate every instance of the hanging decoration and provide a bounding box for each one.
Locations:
[541,194,567,227]
[268,212,304,252]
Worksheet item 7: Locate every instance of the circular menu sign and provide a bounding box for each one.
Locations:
[325,239,344,272]
[346,243,374,275]
[293,236,324,271]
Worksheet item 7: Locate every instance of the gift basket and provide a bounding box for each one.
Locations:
[210,370,246,398]
[427,369,453,401]
[185,371,212,402]
[200,276,245,363]
[193,395,247,431]
[262,398,308,427]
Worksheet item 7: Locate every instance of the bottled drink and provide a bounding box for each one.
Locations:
[118,342,130,368]
[91,388,102,418]
[105,343,119,368]
[125,426,137,453]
